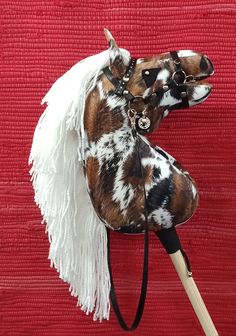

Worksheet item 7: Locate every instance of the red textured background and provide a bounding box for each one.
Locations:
[1,1,236,335]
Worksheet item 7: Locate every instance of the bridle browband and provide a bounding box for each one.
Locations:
[103,50,204,115]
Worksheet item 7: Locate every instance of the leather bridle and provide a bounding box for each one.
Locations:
[103,50,207,120]
[104,52,193,331]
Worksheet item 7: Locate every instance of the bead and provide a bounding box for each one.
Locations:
[144,70,150,75]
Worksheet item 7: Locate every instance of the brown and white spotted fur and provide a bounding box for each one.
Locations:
[83,30,214,233]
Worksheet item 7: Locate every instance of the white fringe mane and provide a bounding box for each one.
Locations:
[29,48,130,321]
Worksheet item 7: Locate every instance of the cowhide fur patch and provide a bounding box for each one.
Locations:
[83,79,199,233]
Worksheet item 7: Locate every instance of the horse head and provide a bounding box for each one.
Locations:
[103,29,214,133]
[81,29,215,234]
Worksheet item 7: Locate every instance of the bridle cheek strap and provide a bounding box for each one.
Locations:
[103,58,137,102]
[169,50,189,108]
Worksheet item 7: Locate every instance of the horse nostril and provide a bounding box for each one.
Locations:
[200,56,208,71]
[201,55,214,75]
[205,56,214,75]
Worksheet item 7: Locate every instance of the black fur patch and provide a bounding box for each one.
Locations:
[127,151,143,178]
[100,152,120,192]
[153,167,161,179]
[147,178,173,213]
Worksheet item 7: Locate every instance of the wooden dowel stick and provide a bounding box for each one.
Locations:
[170,250,218,336]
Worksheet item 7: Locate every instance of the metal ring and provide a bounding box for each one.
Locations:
[172,70,187,86]
[127,108,137,119]
[174,59,181,65]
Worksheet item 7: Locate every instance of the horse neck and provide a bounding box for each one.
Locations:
[84,85,136,152]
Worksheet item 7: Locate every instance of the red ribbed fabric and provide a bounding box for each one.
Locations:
[0,1,235,335]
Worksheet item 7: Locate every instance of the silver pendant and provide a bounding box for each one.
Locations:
[138,116,151,130]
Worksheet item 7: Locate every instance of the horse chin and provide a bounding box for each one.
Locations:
[189,83,212,107]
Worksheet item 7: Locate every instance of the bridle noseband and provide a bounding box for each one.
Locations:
[103,51,201,130]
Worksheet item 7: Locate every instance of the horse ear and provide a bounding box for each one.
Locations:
[104,28,126,75]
